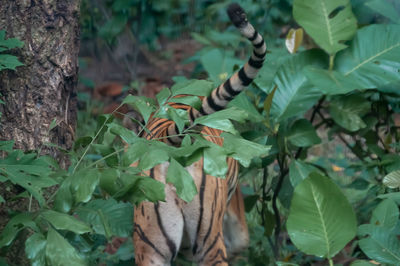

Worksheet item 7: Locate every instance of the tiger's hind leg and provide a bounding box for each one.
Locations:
[134,166,185,266]
[187,175,229,266]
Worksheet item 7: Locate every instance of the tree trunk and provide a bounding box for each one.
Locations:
[0,1,80,264]
[0,0,80,168]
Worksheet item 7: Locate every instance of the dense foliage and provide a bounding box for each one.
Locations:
[1,0,400,265]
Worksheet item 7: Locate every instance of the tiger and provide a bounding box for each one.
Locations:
[133,3,267,265]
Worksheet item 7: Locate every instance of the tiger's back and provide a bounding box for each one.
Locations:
[133,3,266,265]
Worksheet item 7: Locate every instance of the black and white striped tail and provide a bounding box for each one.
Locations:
[196,3,266,117]
[166,3,267,145]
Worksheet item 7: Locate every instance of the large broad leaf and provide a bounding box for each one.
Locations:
[287,119,321,147]
[289,160,322,187]
[40,210,92,234]
[358,226,400,265]
[75,199,133,238]
[304,67,362,95]
[365,0,400,24]
[370,199,399,230]
[45,228,86,266]
[329,95,370,132]
[287,173,357,258]
[336,24,400,89]
[293,0,357,54]
[166,159,198,202]
[270,50,326,122]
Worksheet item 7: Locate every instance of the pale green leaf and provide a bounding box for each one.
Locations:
[383,170,400,189]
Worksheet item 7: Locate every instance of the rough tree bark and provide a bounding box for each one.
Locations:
[0,0,80,264]
[0,0,80,167]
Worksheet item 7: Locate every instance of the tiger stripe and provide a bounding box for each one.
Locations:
[133,3,265,265]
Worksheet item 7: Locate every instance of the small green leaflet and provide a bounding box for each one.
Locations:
[166,159,197,202]
[46,228,87,266]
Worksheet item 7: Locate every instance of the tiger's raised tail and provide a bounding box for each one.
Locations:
[165,3,267,144]
[195,3,267,116]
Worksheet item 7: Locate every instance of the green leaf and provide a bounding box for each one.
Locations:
[329,95,370,131]
[293,0,357,54]
[0,54,24,71]
[199,48,241,84]
[270,50,326,122]
[304,67,361,95]
[46,228,87,266]
[336,24,400,89]
[166,159,198,202]
[169,95,202,110]
[289,160,322,187]
[72,169,99,203]
[156,87,171,106]
[0,151,56,206]
[365,0,400,24]
[383,170,400,189]
[108,122,138,144]
[138,147,169,170]
[122,95,155,123]
[194,107,248,134]
[0,213,37,247]
[40,210,92,234]
[25,233,46,266]
[122,176,165,204]
[222,133,270,167]
[358,226,400,265]
[0,30,24,51]
[287,173,357,258]
[287,119,321,147]
[75,199,133,238]
[370,199,399,230]
[203,143,227,177]
[171,79,214,97]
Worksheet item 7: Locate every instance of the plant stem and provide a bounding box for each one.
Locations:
[329,258,334,266]
[329,54,335,71]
